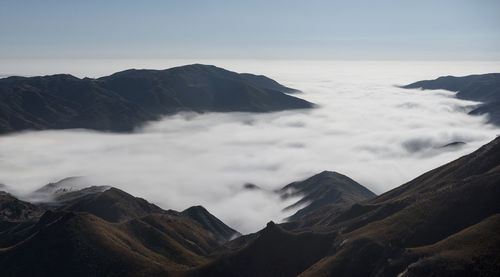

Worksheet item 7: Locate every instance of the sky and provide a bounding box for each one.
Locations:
[1,0,500,60]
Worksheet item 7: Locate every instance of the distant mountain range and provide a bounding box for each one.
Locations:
[403,73,500,126]
[1,136,499,276]
[0,64,313,134]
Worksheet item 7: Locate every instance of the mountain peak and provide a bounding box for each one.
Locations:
[181,205,240,242]
[266,221,276,228]
[280,171,375,221]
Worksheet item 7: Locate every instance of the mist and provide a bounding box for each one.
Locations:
[0,60,499,234]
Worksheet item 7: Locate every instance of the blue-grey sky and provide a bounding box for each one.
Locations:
[1,0,499,60]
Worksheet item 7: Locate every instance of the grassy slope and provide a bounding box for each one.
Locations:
[0,211,221,276]
[298,137,500,276]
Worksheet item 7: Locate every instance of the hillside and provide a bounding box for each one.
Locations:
[181,206,241,243]
[296,136,500,276]
[0,137,499,276]
[280,171,376,221]
[198,136,500,276]
[0,186,241,276]
[0,211,219,276]
[0,64,313,134]
[402,73,500,126]
[193,221,335,277]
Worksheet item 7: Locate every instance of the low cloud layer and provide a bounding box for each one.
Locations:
[0,60,499,233]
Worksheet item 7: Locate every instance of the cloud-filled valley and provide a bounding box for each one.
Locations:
[0,60,499,233]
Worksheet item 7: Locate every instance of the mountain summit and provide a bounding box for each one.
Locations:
[280,171,376,221]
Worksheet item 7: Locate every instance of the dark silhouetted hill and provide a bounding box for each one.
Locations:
[181,205,240,243]
[403,73,500,126]
[54,187,164,223]
[0,211,220,276]
[280,171,376,221]
[0,64,313,134]
[192,221,335,277]
[0,192,43,222]
[0,186,239,276]
[198,136,500,277]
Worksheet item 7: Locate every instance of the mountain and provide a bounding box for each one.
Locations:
[0,192,43,222]
[29,176,99,203]
[32,176,92,194]
[0,64,313,134]
[402,73,500,126]
[0,191,45,249]
[30,180,241,240]
[297,136,500,276]
[0,185,241,276]
[280,171,376,221]
[238,73,300,94]
[198,136,500,277]
[1,136,499,276]
[192,221,335,277]
[400,214,500,276]
[181,205,241,243]
[26,178,166,221]
[59,187,167,223]
[0,211,220,276]
[33,180,241,242]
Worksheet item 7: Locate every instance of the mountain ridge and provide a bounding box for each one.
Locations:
[199,136,500,276]
[280,170,376,221]
[0,64,314,134]
[402,73,500,126]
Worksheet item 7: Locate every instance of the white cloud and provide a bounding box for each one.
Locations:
[0,60,499,234]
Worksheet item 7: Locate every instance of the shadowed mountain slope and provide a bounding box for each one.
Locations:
[0,192,43,222]
[0,64,313,134]
[30,183,240,244]
[402,73,500,126]
[0,192,45,248]
[192,221,335,277]
[0,185,243,276]
[238,73,300,94]
[0,211,220,276]
[280,171,376,221]
[181,206,240,243]
[60,187,166,223]
[401,214,500,277]
[198,136,500,277]
[297,136,500,276]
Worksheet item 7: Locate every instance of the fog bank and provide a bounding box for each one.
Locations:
[0,60,499,233]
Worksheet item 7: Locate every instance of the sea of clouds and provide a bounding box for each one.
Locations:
[0,60,499,233]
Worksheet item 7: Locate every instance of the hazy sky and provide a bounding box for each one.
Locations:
[1,0,499,60]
